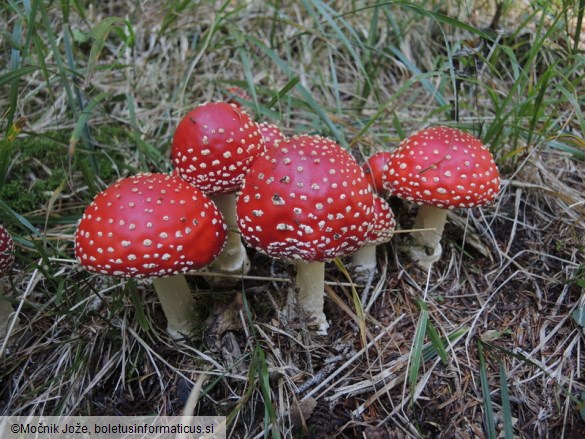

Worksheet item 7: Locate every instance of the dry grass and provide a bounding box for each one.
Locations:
[1,1,584,438]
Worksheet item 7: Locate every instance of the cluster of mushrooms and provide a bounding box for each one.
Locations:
[73,100,501,338]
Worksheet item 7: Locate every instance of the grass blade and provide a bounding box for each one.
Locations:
[573,0,585,54]
[407,300,428,401]
[83,17,125,89]
[127,281,150,332]
[425,318,448,365]
[241,291,281,438]
[238,47,260,116]
[499,362,514,439]
[334,258,367,349]
[69,92,110,156]
[0,65,40,89]
[0,199,40,236]
[478,340,497,439]
[245,34,346,146]
[265,76,300,109]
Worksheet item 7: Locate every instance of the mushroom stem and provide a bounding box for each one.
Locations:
[409,204,448,270]
[152,275,196,339]
[291,260,329,335]
[351,244,377,273]
[209,194,250,279]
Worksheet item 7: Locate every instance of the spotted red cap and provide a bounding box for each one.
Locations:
[258,122,286,150]
[237,134,375,262]
[0,225,15,276]
[383,126,500,208]
[362,151,393,194]
[367,194,396,246]
[74,173,227,278]
[172,102,265,195]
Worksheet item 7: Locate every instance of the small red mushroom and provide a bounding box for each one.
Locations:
[362,151,393,194]
[236,134,375,333]
[172,102,265,280]
[0,224,18,345]
[74,173,227,338]
[258,122,286,150]
[0,225,14,277]
[224,86,251,108]
[351,193,396,275]
[383,126,500,268]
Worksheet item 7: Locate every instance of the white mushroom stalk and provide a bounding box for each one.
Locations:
[351,245,378,273]
[209,194,250,277]
[151,275,197,340]
[292,260,327,334]
[409,204,448,269]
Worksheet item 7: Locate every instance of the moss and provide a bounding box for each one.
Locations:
[0,125,131,216]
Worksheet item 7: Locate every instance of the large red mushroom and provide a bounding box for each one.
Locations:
[172,102,265,280]
[383,126,500,269]
[74,173,227,339]
[236,134,375,333]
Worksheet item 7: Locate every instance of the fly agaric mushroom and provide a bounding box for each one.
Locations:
[383,126,500,269]
[351,193,396,276]
[0,225,19,343]
[258,122,286,150]
[172,102,265,281]
[224,86,251,108]
[74,173,227,339]
[362,151,393,195]
[0,225,14,277]
[236,134,375,333]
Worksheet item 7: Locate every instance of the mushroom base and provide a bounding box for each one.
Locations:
[288,260,329,335]
[209,194,250,287]
[350,244,377,273]
[152,275,196,340]
[409,204,448,270]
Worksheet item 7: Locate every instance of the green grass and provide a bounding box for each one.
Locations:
[0,127,131,217]
[1,0,584,437]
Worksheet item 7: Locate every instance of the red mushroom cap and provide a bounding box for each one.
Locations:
[237,134,375,262]
[258,122,286,150]
[383,126,500,208]
[172,102,265,195]
[367,194,396,246]
[0,225,15,276]
[362,151,393,194]
[74,173,227,278]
